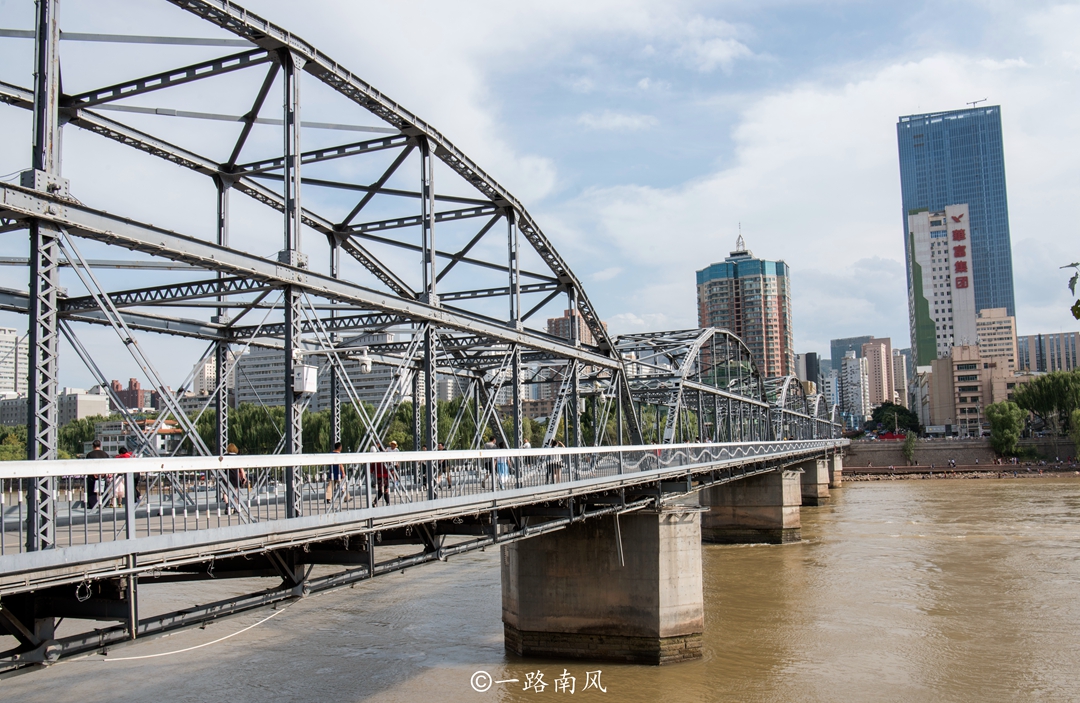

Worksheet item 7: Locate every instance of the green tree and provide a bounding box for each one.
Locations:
[59,415,111,457]
[871,402,920,433]
[1011,370,1080,436]
[1071,409,1080,458]
[902,432,917,464]
[1065,262,1080,320]
[986,401,1027,456]
[0,431,25,461]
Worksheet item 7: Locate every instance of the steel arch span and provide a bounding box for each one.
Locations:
[0,0,846,673]
[0,0,839,535]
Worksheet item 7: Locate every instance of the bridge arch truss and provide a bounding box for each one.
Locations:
[0,0,837,556]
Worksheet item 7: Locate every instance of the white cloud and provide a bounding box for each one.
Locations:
[607,311,674,334]
[553,10,1080,352]
[577,110,658,131]
[571,76,596,94]
[672,17,754,73]
[590,266,623,281]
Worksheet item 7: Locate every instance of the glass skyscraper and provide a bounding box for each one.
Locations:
[897,106,1016,321]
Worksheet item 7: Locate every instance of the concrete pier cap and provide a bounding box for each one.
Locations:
[699,469,802,544]
[501,505,704,665]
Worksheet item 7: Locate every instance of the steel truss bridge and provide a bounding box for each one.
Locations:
[0,0,844,674]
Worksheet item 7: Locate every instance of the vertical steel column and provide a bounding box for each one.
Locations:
[419,137,437,303]
[616,380,624,473]
[419,138,438,490]
[697,389,705,441]
[25,0,62,552]
[713,393,720,442]
[329,243,341,447]
[473,380,482,446]
[281,50,304,518]
[214,176,230,455]
[507,209,523,448]
[423,327,437,498]
[568,287,581,447]
[412,366,421,451]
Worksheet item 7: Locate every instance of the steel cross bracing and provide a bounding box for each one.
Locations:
[0,0,844,672]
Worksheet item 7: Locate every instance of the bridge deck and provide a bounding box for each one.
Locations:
[1,441,844,594]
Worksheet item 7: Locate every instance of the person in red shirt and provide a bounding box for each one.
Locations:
[371,446,390,506]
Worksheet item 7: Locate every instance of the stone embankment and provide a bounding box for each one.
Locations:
[845,464,1080,482]
[845,437,1076,469]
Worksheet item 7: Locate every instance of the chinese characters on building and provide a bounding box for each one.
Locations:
[951,212,969,290]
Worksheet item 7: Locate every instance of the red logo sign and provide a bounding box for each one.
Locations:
[953,245,967,258]
[954,261,968,273]
[952,229,967,241]
[955,276,969,289]
[951,213,965,223]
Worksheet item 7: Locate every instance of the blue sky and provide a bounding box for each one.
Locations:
[0,0,1077,389]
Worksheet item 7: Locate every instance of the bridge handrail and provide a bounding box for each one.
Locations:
[0,440,846,480]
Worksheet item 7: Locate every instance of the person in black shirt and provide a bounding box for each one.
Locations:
[84,439,110,510]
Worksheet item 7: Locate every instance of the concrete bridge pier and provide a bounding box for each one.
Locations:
[501,506,704,665]
[828,453,844,489]
[699,469,802,544]
[799,458,830,506]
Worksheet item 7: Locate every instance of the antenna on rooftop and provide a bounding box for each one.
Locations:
[735,222,745,252]
[966,98,988,108]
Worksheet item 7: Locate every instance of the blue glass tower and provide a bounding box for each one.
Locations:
[897,106,1016,317]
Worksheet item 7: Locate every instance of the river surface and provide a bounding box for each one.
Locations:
[5,477,1080,702]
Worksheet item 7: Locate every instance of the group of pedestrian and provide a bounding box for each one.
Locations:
[83,439,136,509]
[81,434,566,513]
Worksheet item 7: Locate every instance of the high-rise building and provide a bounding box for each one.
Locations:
[546,309,606,347]
[190,353,236,396]
[896,347,914,383]
[1017,332,1080,373]
[906,204,979,365]
[697,236,794,377]
[892,350,909,408]
[804,352,821,387]
[841,351,870,428]
[897,106,1016,322]
[0,327,29,396]
[821,369,840,412]
[794,352,821,385]
[829,336,872,373]
[860,338,893,408]
[975,308,1018,371]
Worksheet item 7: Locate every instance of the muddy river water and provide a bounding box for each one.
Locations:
[5,477,1080,702]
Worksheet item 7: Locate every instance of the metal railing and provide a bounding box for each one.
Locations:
[1,440,845,558]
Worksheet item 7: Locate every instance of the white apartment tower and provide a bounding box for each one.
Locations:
[0,328,29,396]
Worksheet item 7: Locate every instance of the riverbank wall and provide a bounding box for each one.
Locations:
[845,437,1076,468]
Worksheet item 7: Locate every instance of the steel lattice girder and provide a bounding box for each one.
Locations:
[159,0,615,352]
[0,183,618,369]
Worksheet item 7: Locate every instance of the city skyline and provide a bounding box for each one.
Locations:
[0,1,1077,390]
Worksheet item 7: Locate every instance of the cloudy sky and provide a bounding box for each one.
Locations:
[1,0,1078,388]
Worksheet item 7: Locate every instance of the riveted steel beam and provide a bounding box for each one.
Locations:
[62,276,270,311]
[233,133,410,175]
[63,48,273,108]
